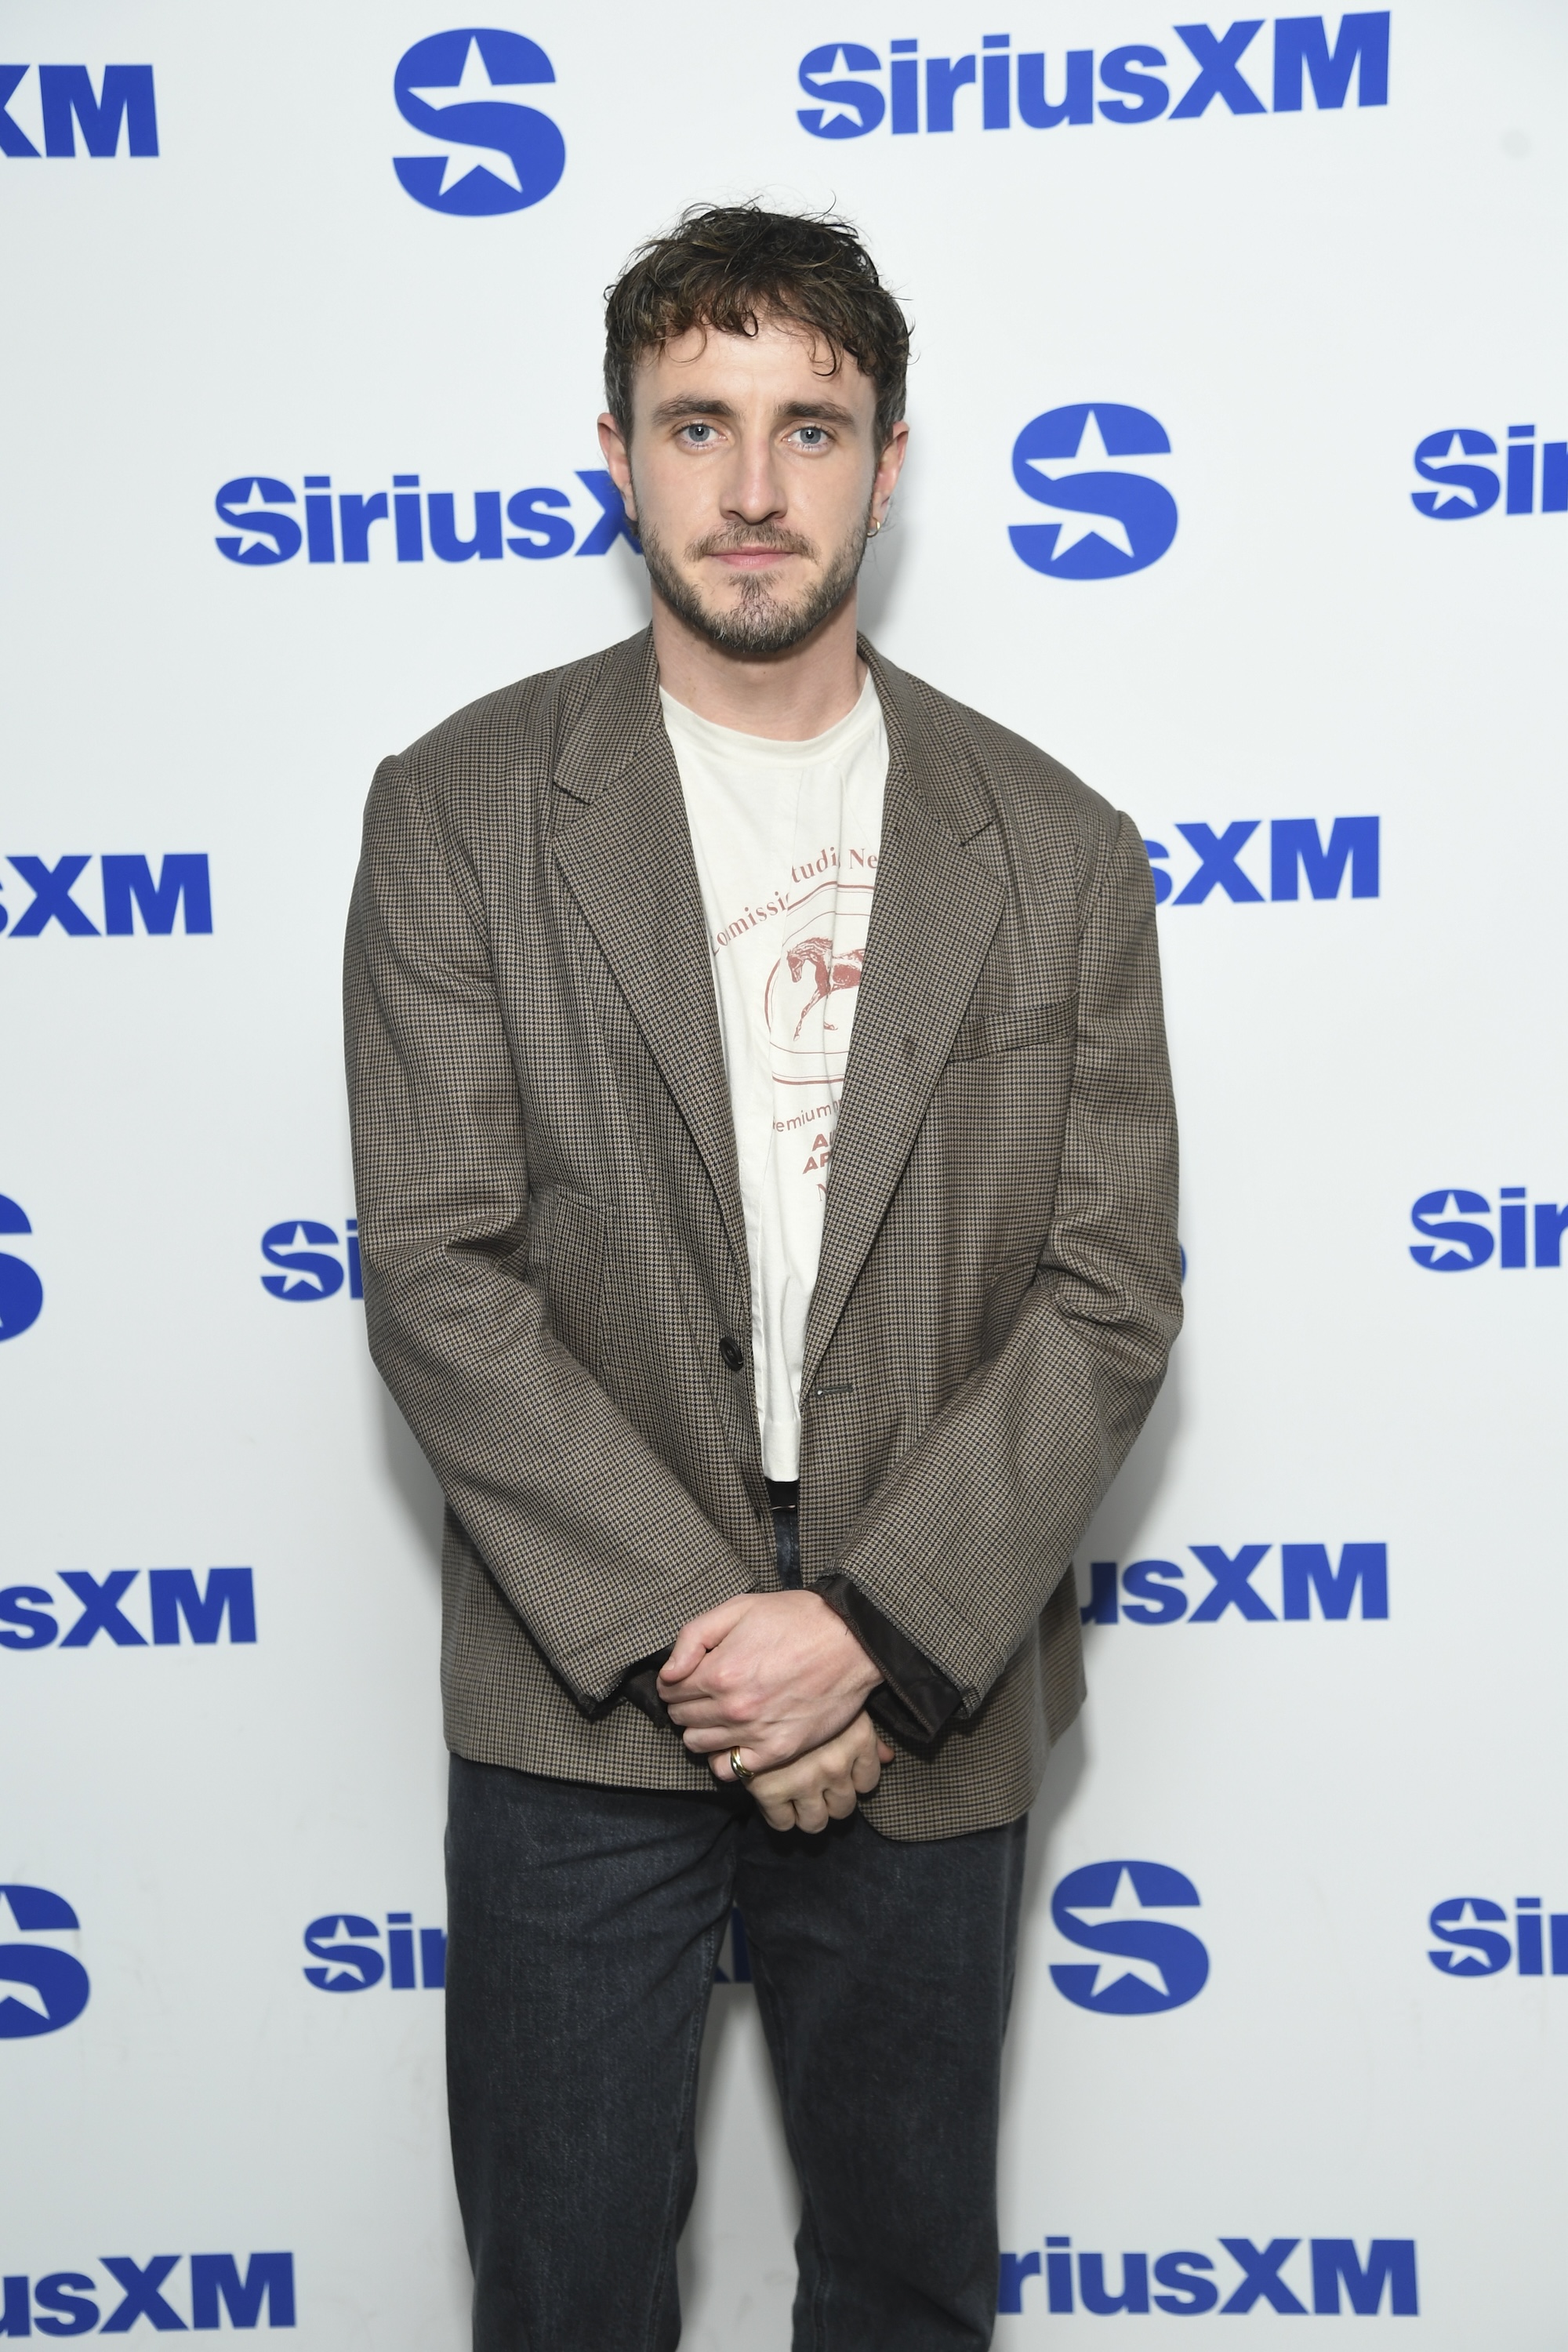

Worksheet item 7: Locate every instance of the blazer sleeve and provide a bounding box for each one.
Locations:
[343,752,756,1712]
[829,808,1182,1715]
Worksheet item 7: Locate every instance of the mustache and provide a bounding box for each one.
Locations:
[688,524,818,562]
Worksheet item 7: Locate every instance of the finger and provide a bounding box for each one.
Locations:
[877,1742,895,1762]
[659,1599,751,1686]
[757,1795,797,1831]
[823,1780,859,1820]
[681,1724,768,1759]
[794,1792,831,1834]
[849,1749,881,1795]
[656,1660,734,1707]
[662,1697,739,1731]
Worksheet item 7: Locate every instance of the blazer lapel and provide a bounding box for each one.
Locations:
[800,648,1006,1392]
[550,633,748,1276]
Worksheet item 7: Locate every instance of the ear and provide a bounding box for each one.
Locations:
[597,412,637,523]
[870,417,910,531]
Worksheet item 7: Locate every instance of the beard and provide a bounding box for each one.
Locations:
[637,506,873,658]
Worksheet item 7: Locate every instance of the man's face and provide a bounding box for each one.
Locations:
[597,317,907,658]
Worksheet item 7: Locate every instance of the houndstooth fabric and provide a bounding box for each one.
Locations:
[343,628,1181,1841]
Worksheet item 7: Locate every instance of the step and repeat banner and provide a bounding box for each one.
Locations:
[2,2,1564,2343]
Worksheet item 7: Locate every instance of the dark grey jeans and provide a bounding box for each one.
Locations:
[446,1754,1027,2352]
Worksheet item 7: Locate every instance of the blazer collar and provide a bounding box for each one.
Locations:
[550,631,750,1279]
[551,627,664,807]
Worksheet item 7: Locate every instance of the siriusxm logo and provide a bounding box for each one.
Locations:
[798,15,1388,138]
[301,1907,755,1992]
[262,1219,362,1302]
[1011,405,1177,580]
[1079,1543,1388,1625]
[1413,419,1566,520]
[1049,1861,1207,2014]
[1143,817,1378,904]
[214,470,634,567]
[1409,1187,1568,1271]
[0,2256,294,2336]
[0,855,212,938]
[1430,1895,1568,1978]
[394,28,564,215]
[999,2234,1417,2318]
[0,64,158,158]
[304,1911,447,1991]
[0,1568,257,1652]
[0,1196,42,1343]
[0,1886,89,2040]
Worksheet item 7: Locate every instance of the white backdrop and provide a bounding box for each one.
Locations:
[2,2,1566,2342]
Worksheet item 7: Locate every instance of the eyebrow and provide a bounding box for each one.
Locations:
[649,395,862,430]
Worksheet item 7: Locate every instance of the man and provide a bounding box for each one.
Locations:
[345,204,1180,2352]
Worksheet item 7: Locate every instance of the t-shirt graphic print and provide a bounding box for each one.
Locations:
[662,674,888,1479]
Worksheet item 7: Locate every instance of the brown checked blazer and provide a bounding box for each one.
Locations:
[344,629,1180,1840]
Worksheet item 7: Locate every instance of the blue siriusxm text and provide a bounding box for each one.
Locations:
[215,472,637,567]
[998,2234,1417,2317]
[1410,1188,1568,1270]
[303,1912,447,1991]
[0,858,211,938]
[261,1221,362,1302]
[1144,818,1379,904]
[1078,1544,1389,1624]
[1429,1895,1568,1978]
[0,1569,257,1651]
[799,16,1389,138]
[0,2255,295,2335]
[0,65,158,158]
[1413,419,1567,519]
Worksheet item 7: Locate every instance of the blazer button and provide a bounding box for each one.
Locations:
[719,1335,746,1371]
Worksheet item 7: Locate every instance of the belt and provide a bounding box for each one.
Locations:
[765,1478,800,1512]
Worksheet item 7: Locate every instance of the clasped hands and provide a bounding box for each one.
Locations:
[657,1591,895,1833]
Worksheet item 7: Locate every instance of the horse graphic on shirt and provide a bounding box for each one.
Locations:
[764,887,873,1084]
[783,936,864,1038]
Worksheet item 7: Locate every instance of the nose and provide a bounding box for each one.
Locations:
[722,428,787,527]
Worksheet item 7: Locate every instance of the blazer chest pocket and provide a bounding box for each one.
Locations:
[528,1189,608,1376]
[949,996,1076,1063]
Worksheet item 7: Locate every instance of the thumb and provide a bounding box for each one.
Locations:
[877,1741,895,1762]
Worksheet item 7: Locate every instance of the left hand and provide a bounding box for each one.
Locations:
[657,1589,881,1776]
[746,1714,896,1833]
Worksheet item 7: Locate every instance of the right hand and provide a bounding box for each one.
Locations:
[743,1711,895,1834]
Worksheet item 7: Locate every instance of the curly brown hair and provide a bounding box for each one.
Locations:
[604,203,910,452]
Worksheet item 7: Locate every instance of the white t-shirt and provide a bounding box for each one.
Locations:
[662,673,887,1479]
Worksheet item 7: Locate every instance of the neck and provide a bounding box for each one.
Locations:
[650,589,866,741]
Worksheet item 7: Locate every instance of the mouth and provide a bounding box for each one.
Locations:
[708,546,802,575]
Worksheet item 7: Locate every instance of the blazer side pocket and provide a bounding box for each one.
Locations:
[949,997,1076,1062]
